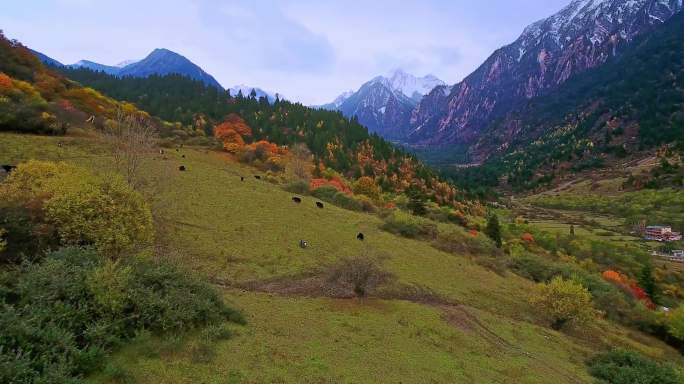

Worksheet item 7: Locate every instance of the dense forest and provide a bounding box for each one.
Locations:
[56,66,464,206]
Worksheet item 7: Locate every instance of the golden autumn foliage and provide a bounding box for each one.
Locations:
[0,160,153,256]
[353,176,381,200]
[529,276,597,330]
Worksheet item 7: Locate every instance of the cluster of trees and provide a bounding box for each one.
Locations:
[0,30,162,137]
[57,63,465,208]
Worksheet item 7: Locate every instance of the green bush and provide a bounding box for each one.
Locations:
[311,186,339,201]
[587,349,682,384]
[284,180,310,195]
[332,191,363,211]
[380,210,437,239]
[0,247,244,383]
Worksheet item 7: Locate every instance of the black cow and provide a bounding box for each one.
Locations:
[316,202,324,209]
[182,154,185,158]
[357,233,365,241]
[240,176,244,181]
[1,165,16,173]
[254,175,261,180]
[292,197,302,203]
[179,165,186,171]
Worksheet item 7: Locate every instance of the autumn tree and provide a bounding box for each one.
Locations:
[485,214,502,248]
[0,160,153,257]
[353,176,381,200]
[104,107,157,188]
[529,276,597,330]
[285,142,313,182]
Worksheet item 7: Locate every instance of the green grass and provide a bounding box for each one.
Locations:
[3,132,682,383]
[88,290,594,384]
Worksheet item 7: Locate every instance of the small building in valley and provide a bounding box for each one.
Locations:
[644,225,682,242]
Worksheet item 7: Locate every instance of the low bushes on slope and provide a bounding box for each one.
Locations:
[587,349,683,384]
[0,247,244,384]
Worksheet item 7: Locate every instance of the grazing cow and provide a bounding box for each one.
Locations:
[159,149,164,155]
[292,197,302,203]
[179,165,186,171]
[182,155,185,158]
[240,176,244,181]
[357,233,365,241]
[58,142,63,147]
[316,202,324,209]
[1,165,16,173]
[254,175,261,180]
[299,240,308,249]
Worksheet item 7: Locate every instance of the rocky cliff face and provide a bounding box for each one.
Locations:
[409,0,683,149]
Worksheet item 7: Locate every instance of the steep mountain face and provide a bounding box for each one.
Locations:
[328,69,445,139]
[450,8,684,192]
[227,84,278,102]
[29,49,63,67]
[118,49,223,90]
[410,0,683,148]
[316,90,354,110]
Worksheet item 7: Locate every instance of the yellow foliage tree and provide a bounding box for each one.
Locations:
[353,176,381,200]
[0,160,153,257]
[529,276,598,330]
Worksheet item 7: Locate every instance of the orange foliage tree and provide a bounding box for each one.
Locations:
[215,113,252,139]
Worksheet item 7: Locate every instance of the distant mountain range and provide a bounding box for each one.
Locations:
[32,48,225,91]
[408,0,683,153]
[318,69,445,139]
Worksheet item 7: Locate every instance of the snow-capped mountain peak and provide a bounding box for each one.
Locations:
[383,69,446,100]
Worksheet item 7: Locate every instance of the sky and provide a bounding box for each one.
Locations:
[1,0,570,104]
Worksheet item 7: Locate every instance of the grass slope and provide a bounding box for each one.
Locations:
[2,132,680,383]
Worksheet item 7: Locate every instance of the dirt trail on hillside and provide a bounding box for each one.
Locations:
[212,274,586,384]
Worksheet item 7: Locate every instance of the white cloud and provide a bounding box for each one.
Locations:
[1,0,570,105]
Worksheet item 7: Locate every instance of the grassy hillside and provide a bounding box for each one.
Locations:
[3,131,683,383]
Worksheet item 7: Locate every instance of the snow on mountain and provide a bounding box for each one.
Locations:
[409,0,684,148]
[116,59,138,68]
[320,70,445,139]
[227,84,280,102]
[383,69,446,102]
[69,60,120,75]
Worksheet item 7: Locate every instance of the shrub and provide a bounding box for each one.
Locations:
[0,247,244,383]
[529,276,597,330]
[284,180,310,195]
[587,349,682,384]
[668,306,684,341]
[0,160,153,257]
[332,191,363,211]
[380,210,437,239]
[311,186,339,201]
[326,256,393,297]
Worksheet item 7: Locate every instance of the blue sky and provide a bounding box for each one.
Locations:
[1,0,570,104]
